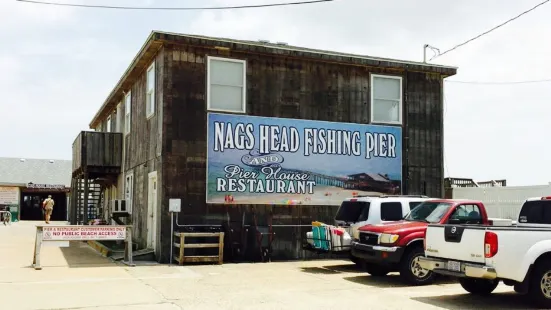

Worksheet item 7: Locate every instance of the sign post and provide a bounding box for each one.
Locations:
[32,225,134,270]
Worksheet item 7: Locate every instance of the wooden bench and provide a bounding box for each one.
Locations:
[173,232,224,265]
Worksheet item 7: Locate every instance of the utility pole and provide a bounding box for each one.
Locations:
[423,44,440,63]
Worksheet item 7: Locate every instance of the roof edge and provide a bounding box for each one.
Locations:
[89,30,458,128]
[155,30,457,71]
[89,31,158,129]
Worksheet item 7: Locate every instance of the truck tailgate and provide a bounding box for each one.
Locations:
[425,224,486,264]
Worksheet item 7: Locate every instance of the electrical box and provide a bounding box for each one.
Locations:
[169,199,181,213]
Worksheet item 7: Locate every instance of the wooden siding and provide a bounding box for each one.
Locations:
[159,44,448,261]
[119,48,165,255]
[71,131,123,176]
[403,71,444,197]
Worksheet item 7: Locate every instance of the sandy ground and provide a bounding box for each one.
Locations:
[211,186,385,205]
[0,221,537,310]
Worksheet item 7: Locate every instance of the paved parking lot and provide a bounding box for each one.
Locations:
[0,222,536,309]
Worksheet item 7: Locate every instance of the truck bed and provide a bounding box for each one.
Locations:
[424,223,551,282]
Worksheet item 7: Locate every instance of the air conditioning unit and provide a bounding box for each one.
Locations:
[111,199,131,214]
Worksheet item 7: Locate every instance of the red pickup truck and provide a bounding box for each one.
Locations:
[350,199,509,285]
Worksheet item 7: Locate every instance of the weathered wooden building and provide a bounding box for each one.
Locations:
[72,31,457,263]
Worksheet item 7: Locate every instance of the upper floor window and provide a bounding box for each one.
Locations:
[116,102,122,133]
[146,62,155,118]
[106,115,112,132]
[124,91,131,135]
[370,74,402,125]
[207,56,246,113]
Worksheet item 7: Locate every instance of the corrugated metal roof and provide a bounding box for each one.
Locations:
[0,157,72,187]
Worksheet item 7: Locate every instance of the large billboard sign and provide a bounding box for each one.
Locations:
[206,113,402,205]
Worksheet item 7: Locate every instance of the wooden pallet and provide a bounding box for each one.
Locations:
[173,232,224,265]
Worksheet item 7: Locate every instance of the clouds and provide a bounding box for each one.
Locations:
[1,0,550,185]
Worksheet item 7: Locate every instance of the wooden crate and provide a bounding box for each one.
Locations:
[173,232,224,265]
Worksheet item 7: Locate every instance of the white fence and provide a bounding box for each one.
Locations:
[448,184,551,220]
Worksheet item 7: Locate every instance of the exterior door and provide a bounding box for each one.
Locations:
[147,171,158,251]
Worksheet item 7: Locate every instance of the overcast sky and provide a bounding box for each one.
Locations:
[0,0,549,186]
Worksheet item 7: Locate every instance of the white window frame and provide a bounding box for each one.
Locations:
[206,56,247,114]
[370,74,403,125]
[106,115,112,132]
[146,62,155,119]
[124,173,134,215]
[124,91,131,135]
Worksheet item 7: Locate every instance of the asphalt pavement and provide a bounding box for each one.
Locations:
[0,221,535,310]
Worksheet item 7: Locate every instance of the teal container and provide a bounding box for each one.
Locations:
[312,226,329,250]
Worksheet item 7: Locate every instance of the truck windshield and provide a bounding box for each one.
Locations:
[404,202,452,223]
[335,201,370,223]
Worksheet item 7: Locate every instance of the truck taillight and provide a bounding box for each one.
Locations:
[484,231,498,258]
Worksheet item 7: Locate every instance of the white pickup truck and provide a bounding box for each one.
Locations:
[419,196,551,308]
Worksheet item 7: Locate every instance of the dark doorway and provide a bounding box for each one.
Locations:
[20,192,67,221]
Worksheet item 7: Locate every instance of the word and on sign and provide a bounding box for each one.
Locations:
[42,226,126,241]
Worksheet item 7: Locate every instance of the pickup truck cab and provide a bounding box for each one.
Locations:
[351,199,502,285]
[306,195,431,263]
[419,196,551,308]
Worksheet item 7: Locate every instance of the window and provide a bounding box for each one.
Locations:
[518,200,551,224]
[116,102,122,133]
[409,201,423,210]
[106,115,112,132]
[380,202,403,221]
[124,91,131,135]
[207,56,246,113]
[146,62,155,118]
[448,204,483,224]
[405,202,452,223]
[370,74,402,124]
[125,173,134,214]
[335,201,370,223]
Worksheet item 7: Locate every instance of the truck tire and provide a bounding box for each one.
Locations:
[459,278,499,295]
[364,263,389,276]
[399,245,436,285]
[528,259,551,308]
[349,253,361,266]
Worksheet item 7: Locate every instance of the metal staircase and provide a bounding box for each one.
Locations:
[70,178,103,224]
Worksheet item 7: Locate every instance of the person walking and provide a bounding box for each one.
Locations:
[42,195,55,224]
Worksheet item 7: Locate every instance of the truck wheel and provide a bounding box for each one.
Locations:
[349,254,361,266]
[364,263,389,276]
[528,260,551,308]
[399,245,436,285]
[459,278,499,295]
